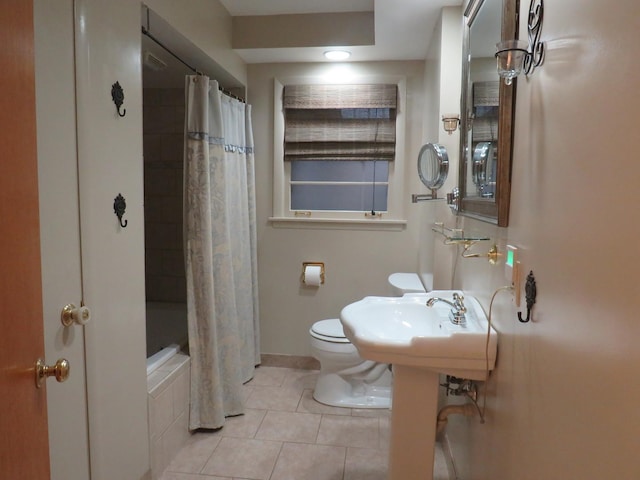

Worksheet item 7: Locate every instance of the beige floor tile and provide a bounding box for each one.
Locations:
[255,410,322,443]
[344,447,388,480]
[281,369,319,391]
[164,432,222,474]
[316,415,380,449]
[158,366,451,480]
[378,416,391,450]
[240,383,255,403]
[351,407,391,418]
[159,472,228,480]
[201,437,282,480]
[245,385,304,411]
[249,366,289,386]
[296,389,351,416]
[219,409,266,439]
[270,442,346,480]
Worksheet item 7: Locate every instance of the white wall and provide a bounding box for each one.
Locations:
[434,1,640,478]
[144,0,246,86]
[248,61,430,356]
[421,7,463,292]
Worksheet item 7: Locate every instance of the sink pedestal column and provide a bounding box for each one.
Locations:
[388,365,439,480]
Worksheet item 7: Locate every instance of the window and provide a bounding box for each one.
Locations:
[271,78,407,227]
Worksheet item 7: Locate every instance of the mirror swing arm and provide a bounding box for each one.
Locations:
[412,142,449,203]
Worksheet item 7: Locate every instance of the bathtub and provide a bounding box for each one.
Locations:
[146,343,180,376]
[146,301,188,360]
[146,344,191,479]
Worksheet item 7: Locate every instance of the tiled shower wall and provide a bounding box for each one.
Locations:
[143,88,186,303]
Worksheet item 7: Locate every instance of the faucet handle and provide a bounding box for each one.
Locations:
[452,293,466,313]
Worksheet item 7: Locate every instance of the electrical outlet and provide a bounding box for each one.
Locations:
[505,245,521,307]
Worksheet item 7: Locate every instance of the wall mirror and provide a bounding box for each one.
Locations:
[459,0,518,227]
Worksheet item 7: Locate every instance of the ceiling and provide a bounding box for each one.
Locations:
[220,0,463,64]
[141,0,463,89]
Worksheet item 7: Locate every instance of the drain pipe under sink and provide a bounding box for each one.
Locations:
[436,403,477,436]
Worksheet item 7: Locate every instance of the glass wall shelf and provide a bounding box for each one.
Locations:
[432,223,490,243]
[432,223,498,264]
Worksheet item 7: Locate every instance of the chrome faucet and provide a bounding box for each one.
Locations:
[426,293,467,325]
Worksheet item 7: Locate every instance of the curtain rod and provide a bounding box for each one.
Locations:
[141,25,245,103]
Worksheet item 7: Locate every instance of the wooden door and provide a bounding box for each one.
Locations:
[0,2,50,479]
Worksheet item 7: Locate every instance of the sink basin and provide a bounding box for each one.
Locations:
[339,291,497,380]
[339,291,499,480]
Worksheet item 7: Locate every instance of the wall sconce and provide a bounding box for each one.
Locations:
[441,114,460,135]
[495,0,544,85]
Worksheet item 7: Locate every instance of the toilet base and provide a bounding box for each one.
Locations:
[312,370,393,409]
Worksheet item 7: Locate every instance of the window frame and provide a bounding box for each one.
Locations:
[270,75,407,230]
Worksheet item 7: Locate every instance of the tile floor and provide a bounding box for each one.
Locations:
[159,366,450,480]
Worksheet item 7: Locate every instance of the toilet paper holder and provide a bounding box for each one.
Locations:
[301,262,325,285]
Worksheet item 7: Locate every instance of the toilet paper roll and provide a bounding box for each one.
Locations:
[304,265,323,286]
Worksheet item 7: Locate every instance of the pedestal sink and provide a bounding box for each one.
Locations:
[340,291,497,480]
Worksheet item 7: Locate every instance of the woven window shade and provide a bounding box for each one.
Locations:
[283,84,397,161]
[473,81,499,107]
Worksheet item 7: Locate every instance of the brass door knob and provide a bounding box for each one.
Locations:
[61,303,91,326]
[35,358,70,388]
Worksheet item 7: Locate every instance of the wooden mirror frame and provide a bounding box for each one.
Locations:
[459,0,518,227]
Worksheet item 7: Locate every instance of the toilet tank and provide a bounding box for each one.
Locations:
[388,273,427,296]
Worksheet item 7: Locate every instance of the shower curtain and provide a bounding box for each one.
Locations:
[184,75,260,430]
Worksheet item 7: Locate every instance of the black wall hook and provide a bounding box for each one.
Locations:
[111,81,126,117]
[518,271,537,323]
[113,193,128,228]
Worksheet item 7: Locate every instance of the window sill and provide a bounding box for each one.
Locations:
[268,216,407,231]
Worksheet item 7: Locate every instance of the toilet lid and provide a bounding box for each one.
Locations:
[310,319,350,343]
[388,272,427,293]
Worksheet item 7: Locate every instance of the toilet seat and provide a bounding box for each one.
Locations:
[310,319,350,343]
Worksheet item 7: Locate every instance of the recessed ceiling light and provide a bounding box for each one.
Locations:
[324,50,351,61]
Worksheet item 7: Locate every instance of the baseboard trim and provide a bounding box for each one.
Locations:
[260,353,320,370]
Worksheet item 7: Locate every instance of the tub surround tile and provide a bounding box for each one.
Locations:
[172,367,189,418]
[162,412,191,466]
[153,385,175,436]
[149,353,189,398]
[148,357,192,480]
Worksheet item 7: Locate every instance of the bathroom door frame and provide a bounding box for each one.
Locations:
[34,1,92,479]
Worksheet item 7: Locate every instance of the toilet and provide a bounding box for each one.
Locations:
[309,272,427,408]
[387,272,428,296]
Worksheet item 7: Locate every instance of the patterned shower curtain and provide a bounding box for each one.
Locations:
[183,75,260,430]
